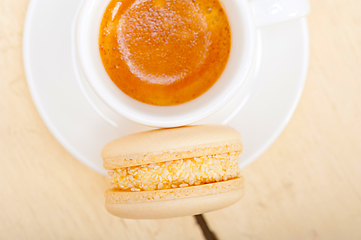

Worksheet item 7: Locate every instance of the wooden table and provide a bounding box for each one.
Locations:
[1,0,361,239]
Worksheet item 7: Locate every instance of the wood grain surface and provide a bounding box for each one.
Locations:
[1,0,360,239]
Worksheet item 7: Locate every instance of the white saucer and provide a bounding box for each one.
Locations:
[23,0,309,176]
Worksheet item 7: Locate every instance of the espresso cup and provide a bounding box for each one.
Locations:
[76,0,310,128]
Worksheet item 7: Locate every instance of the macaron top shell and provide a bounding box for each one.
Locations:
[102,124,242,169]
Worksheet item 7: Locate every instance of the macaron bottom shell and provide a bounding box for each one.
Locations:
[105,177,244,219]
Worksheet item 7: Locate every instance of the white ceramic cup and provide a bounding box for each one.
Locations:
[76,0,310,128]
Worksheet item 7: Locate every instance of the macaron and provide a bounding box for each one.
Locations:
[102,124,244,219]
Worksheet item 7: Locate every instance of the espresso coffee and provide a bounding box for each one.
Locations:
[99,0,231,106]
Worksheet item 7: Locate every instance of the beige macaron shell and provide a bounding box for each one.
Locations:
[106,189,243,219]
[102,125,242,169]
[105,177,244,219]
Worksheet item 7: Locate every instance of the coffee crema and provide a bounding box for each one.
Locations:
[99,0,231,106]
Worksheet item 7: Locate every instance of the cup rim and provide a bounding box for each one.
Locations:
[76,0,256,128]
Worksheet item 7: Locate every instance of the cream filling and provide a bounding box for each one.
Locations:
[108,151,241,191]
